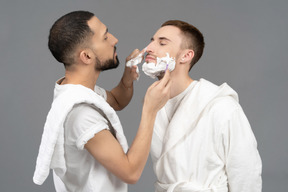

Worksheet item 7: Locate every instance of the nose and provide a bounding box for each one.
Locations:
[110,33,118,46]
[146,41,154,54]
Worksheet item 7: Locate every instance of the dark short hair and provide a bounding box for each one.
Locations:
[161,20,205,70]
[48,11,94,68]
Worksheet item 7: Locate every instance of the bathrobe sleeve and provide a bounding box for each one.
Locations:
[220,107,262,192]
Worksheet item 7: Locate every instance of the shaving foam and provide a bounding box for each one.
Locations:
[126,49,146,80]
[126,53,144,68]
[142,53,176,79]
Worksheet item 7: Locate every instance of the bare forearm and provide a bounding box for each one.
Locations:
[108,77,133,111]
[124,72,171,178]
[125,107,157,182]
[86,71,170,184]
[93,107,156,184]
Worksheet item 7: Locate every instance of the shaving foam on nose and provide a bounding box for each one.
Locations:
[142,53,176,79]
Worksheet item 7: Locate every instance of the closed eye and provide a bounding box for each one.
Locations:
[159,37,170,46]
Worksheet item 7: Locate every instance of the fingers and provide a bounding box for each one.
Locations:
[160,70,172,99]
[131,65,137,71]
[128,65,139,80]
[126,48,144,68]
[126,49,138,63]
[148,80,160,89]
[163,77,172,96]
[130,49,140,59]
[144,70,171,113]
[157,69,171,87]
[132,47,146,57]
[125,65,138,74]
[148,70,170,90]
[128,47,147,60]
[139,47,147,55]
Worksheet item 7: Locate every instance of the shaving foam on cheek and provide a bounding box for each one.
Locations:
[142,53,176,79]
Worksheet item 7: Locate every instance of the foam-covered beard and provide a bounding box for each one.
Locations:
[142,53,176,79]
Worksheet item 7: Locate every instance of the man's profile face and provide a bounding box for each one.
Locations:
[145,25,183,65]
[87,16,119,71]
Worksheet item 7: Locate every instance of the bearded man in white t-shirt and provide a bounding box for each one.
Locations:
[33,11,171,192]
[142,20,262,192]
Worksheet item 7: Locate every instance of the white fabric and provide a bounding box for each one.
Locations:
[53,103,126,192]
[33,81,128,191]
[94,85,107,101]
[151,78,262,192]
[155,181,227,192]
[53,171,67,192]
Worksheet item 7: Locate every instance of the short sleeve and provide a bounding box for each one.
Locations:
[64,103,110,150]
[94,85,107,101]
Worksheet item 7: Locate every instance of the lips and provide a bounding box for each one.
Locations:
[145,55,156,62]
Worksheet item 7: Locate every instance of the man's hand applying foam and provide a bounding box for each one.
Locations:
[125,48,146,81]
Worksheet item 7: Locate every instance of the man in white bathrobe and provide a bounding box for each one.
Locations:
[33,11,171,192]
[143,20,262,191]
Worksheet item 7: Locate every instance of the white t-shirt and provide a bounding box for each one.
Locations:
[54,85,127,192]
[164,81,197,122]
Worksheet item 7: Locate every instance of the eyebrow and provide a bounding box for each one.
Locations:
[150,36,171,42]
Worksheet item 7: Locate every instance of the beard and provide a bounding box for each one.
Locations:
[94,47,120,71]
[95,56,119,71]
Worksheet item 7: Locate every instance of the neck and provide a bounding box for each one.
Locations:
[170,72,193,98]
[61,68,100,90]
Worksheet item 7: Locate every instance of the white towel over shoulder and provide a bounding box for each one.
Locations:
[33,84,128,185]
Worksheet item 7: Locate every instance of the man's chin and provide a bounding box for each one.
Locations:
[96,58,120,71]
[157,71,165,80]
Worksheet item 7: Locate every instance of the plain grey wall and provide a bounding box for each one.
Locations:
[0,0,287,191]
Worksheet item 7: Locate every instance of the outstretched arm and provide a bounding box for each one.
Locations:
[106,49,143,111]
[86,70,171,184]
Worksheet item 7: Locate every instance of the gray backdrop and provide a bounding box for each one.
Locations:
[1,0,287,191]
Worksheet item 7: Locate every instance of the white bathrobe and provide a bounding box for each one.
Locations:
[151,79,262,192]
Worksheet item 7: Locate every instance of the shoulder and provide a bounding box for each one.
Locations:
[67,103,107,125]
[65,103,109,136]
[212,96,239,111]
[65,103,110,150]
[197,79,241,120]
[209,96,242,123]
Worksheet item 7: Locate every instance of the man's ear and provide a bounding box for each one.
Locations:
[180,49,194,64]
[79,49,94,65]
